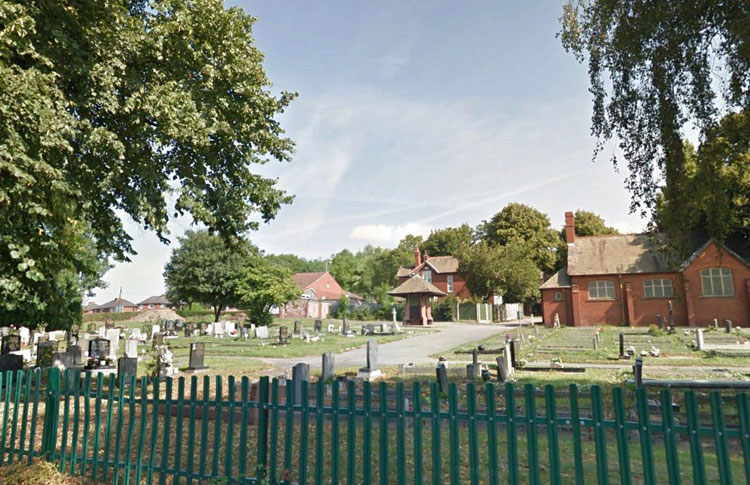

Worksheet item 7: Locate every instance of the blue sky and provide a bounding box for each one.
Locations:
[91,1,647,303]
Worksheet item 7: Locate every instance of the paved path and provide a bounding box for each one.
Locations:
[260,322,510,369]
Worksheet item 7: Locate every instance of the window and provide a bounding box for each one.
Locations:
[701,267,734,297]
[554,291,563,301]
[588,280,615,300]
[447,275,454,293]
[643,279,673,298]
[422,269,432,283]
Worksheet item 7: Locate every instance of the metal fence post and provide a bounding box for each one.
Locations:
[41,367,61,461]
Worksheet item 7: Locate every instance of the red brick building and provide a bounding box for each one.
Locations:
[540,212,750,327]
[279,272,363,319]
[396,248,470,299]
[91,297,137,314]
[136,295,174,311]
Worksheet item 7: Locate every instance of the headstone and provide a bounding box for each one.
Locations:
[52,351,74,370]
[633,357,643,388]
[184,323,194,338]
[725,319,733,333]
[619,332,625,358]
[342,319,349,336]
[36,341,55,368]
[713,319,719,329]
[106,328,120,359]
[105,320,114,330]
[314,320,322,332]
[695,329,704,350]
[503,343,514,376]
[293,321,302,335]
[278,326,289,345]
[125,339,138,358]
[18,327,30,345]
[321,353,335,381]
[175,320,184,330]
[1,335,21,355]
[327,324,335,333]
[213,321,226,337]
[89,338,110,363]
[392,307,397,324]
[508,340,517,369]
[67,345,83,366]
[496,356,508,382]
[0,353,23,373]
[592,336,599,350]
[553,313,560,328]
[255,326,269,339]
[240,327,249,340]
[668,301,674,327]
[165,320,176,336]
[436,364,448,392]
[188,342,208,371]
[357,339,381,381]
[88,323,96,333]
[153,333,165,347]
[225,321,236,335]
[200,323,207,336]
[292,363,310,405]
[657,314,664,330]
[472,348,478,367]
[151,324,161,340]
[118,357,137,382]
[466,364,478,379]
[156,346,177,379]
[0,327,10,338]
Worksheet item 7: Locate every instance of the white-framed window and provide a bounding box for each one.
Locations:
[422,269,432,283]
[701,267,734,297]
[588,280,615,300]
[148,304,153,309]
[643,279,673,299]
[447,275,454,293]
[554,291,563,301]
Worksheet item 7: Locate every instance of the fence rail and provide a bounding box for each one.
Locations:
[0,368,749,484]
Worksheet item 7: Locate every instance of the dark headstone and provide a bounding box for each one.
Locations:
[52,351,74,370]
[37,335,49,344]
[633,357,643,388]
[36,342,55,368]
[436,364,448,392]
[184,323,194,338]
[1,335,21,355]
[509,340,517,369]
[725,319,733,333]
[667,301,674,327]
[189,342,207,370]
[657,314,664,330]
[342,319,349,335]
[278,326,289,345]
[364,339,378,371]
[89,338,110,361]
[314,320,323,332]
[117,357,138,381]
[321,353,335,381]
[471,348,478,367]
[0,353,23,373]
[466,363,478,379]
[619,332,625,358]
[293,321,301,335]
[67,345,83,366]
[153,333,165,347]
[240,327,249,339]
[292,363,310,405]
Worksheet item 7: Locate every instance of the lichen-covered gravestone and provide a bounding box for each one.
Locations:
[1,334,21,355]
[279,326,289,345]
[36,341,55,368]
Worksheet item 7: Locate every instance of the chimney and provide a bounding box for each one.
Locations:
[564,211,576,244]
[414,245,422,268]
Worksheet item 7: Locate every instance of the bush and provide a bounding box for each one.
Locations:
[432,295,458,322]
[647,325,668,337]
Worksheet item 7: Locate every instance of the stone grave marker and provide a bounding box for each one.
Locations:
[327,324,335,333]
[118,357,138,381]
[151,324,161,340]
[89,338,110,363]
[314,320,322,332]
[342,319,349,336]
[175,320,184,330]
[695,328,704,350]
[125,339,138,358]
[225,321,236,335]
[668,301,675,327]
[2,335,21,355]
[279,326,289,345]
[67,345,83,366]
[503,343,515,376]
[725,319,733,333]
[153,333,165,347]
[292,363,310,405]
[0,354,23,373]
[52,351,74,370]
[293,321,301,335]
[255,326,269,339]
[188,342,208,371]
[0,327,10,338]
[165,320,177,337]
[240,327,249,340]
[436,364,448,392]
[184,323,194,338]
[357,339,381,381]
[36,341,55,368]
[106,328,120,360]
[200,323,207,336]
[619,332,625,358]
[322,353,335,381]
[213,321,226,337]
[496,356,508,382]
[18,327,30,345]
[105,320,115,330]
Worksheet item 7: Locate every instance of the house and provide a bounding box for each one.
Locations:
[540,211,750,327]
[82,302,98,314]
[388,275,446,325]
[91,297,137,314]
[396,247,470,299]
[136,295,174,311]
[279,272,364,319]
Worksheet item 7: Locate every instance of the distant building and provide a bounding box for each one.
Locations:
[540,211,750,326]
[136,295,174,311]
[279,272,364,319]
[91,297,137,314]
[82,301,98,314]
[396,247,470,299]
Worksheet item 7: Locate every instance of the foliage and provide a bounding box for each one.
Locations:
[457,242,540,302]
[263,254,325,273]
[422,224,474,256]
[1,0,294,328]
[163,230,255,322]
[332,295,350,319]
[560,0,750,230]
[329,250,362,292]
[556,209,619,268]
[477,203,561,273]
[431,294,458,322]
[647,325,668,338]
[236,259,300,326]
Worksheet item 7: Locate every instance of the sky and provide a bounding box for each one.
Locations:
[90,1,648,304]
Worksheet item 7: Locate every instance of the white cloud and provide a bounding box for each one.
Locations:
[350,222,432,245]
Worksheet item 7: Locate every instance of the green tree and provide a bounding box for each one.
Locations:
[368,235,423,294]
[333,295,350,319]
[329,249,362,292]
[163,230,254,322]
[263,254,326,273]
[422,224,474,256]
[1,0,294,326]
[560,1,750,231]
[237,259,300,326]
[571,210,618,237]
[478,203,560,273]
[457,242,539,303]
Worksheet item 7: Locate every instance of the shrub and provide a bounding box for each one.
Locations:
[432,295,458,322]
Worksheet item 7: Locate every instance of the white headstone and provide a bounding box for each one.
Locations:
[131,328,142,340]
[213,321,226,337]
[98,327,107,338]
[18,327,30,345]
[125,339,138,358]
[206,323,214,334]
[106,328,120,359]
[255,326,269,339]
[225,321,236,335]
[695,328,704,350]
[151,324,161,340]
[49,330,66,341]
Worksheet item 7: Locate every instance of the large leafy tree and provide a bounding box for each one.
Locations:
[1,0,294,327]
[422,224,474,256]
[263,254,326,274]
[329,249,362,292]
[457,242,540,303]
[570,210,618,237]
[163,230,255,322]
[560,1,750,245]
[478,203,560,273]
[237,259,300,326]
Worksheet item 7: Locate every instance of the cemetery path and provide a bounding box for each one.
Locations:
[260,322,510,369]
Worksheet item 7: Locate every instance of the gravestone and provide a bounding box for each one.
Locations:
[695,329,704,350]
[668,301,674,327]
[255,326,269,339]
[67,345,83,366]
[342,319,349,336]
[496,356,508,382]
[472,349,478,367]
[213,321,226,337]
[153,333,165,347]
[184,323,194,338]
[188,342,208,371]
[392,307,397,324]
[508,340,517,369]
[314,320,322,332]
[592,336,599,350]
[725,319,733,333]
[118,357,138,382]
[1,335,21,355]
[293,321,301,335]
[106,328,120,359]
[240,327,249,340]
[619,332,625,358]
[124,339,138,358]
[89,338,110,362]
[466,364,477,379]
[105,320,114,330]
[657,314,664,330]
[713,319,719,329]
[18,327,30,345]
[200,323,207,336]
[278,326,289,345]
[357,339,381,381]
[0,327,10,338]
[436,364,448,392]
[151,324,161,340]
[225,321,236,335]
[0,354,23,373]
[88,323,96,333]
[52,351,74,370]
[292,363,310,405]
[553,313,560,328]
[156,346,177,379]
[503,343,514,376]
[36,341,55,368]
[633,358,643,388]
[175,320,184,330]
[322,353,335,381]
[165,320,176,337]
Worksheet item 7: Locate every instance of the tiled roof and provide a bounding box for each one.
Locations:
[396,266,413,278]
[539,267,571,289]
[95,298,136,309]
[398,255,460,278]
[292,272,327,290]
[567,234,674,275]
[388,275,447,297]
[138,295,171,305]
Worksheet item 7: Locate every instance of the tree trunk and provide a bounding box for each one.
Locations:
[213,304,224,322]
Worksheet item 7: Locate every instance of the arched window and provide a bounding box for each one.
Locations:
[643,279,673,298]
[588,280,615,300]
[700,267,734,297]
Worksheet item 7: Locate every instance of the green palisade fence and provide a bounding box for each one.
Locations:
[0,368,749,483]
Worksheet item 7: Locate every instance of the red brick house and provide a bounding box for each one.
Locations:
[136,295,174,311]
[91,297,137,314]
[396,247,470,299]
[279,272,363,319]
[540,212,750,326]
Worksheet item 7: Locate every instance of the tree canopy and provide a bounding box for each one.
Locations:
[1,0,294,328]
[237,259,300,326]
[422,224,474,257]
[570,210,618,237]
[560,1,750,238]
[456,242,540,303]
